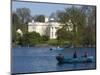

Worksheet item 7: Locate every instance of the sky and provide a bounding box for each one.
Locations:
[12,1,73,17]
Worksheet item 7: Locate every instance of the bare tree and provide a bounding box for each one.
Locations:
[16,8,31,24]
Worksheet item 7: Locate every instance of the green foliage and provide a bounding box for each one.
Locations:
[81,26,96,46]
[41,35,49,41]
[15,32,50,46]
[12,12,28,43]
[12,6,96,47]
[56,6,96,47]
[20,32,42,46]
[12,12,21,26]
[12,8,31,44]
[12,26,16,43]
[57,6,86,46]
[56,28,73,41]
[34,15,45,22]
[15,32,22,45]
[47,39,58,46]
[47,39,69,47]
[12,13,20,43]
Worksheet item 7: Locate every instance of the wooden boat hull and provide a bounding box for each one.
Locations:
[56,56,93,63]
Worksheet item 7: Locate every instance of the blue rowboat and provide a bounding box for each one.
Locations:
[50,47,64,51]
[56,56,93,63]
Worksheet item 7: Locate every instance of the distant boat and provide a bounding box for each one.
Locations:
[50,47,64,51]
[56,56,93,63]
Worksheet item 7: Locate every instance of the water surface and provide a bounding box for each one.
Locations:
[11,47,96,74]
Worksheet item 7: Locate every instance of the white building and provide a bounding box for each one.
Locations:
[28,17,73,39]
[16,29,23,36]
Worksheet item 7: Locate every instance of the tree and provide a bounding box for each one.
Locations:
[15,32,22,45]
[56,27,73,45]
[12,12,21,43]
[16,8,31,24]
[81,6,96,46]
[21,32,42,46]
[34,15,45,22]
[81,25,95,46]
[88,6,96,32]
[12,12,21,26]
[56,6,86,46]
[12,11,28,45]
[41,35,49,41]
[49,13,58,21]
[81,6,96,27]
[89,7,96,46]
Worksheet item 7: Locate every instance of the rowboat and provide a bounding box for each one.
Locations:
[50,47,64,51]
[56,56,93,63]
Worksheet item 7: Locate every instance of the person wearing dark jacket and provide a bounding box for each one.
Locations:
[73,51,77,58]
[84,51,88,58]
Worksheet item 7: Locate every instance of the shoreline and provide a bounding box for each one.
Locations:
[12,45,96,49]
[12,43,96,48]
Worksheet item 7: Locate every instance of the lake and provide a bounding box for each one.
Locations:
[11,47,96,74]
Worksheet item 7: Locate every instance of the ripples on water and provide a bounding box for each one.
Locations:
[11,47,96,74]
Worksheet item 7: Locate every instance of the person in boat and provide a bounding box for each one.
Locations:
[84,51,88,58]
[50,48,53,51]
[57,46,60,48]
[73,51,77,58]
[56,54,64,60]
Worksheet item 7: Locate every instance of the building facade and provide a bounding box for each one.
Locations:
[28,17,73,39]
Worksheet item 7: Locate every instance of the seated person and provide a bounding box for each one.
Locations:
[56,54,64,60]
[84,51,88,58]
[73,51,77,58]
